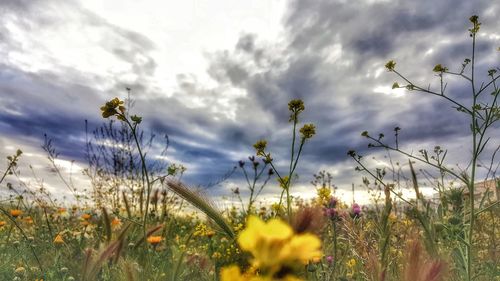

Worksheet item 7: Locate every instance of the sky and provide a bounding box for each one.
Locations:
[0,0,499,206]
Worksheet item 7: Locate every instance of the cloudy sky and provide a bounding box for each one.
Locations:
[1,0,499,205]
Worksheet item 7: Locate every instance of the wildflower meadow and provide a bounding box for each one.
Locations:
[0,15,499,281]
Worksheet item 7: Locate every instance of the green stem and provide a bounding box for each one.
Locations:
[123,118,151,237]
[332,221,338,279]
[287,119,298,221]
[466,31,477,281]
[0,162,14,184]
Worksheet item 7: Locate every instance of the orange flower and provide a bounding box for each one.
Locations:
[206,230,215,238]
[24,216,34,224]
[147,235,162,245]
[81,221,90,227]
[10,209,22,218]
[54,234,64,245]
[312,255,322,263]
[0,221,6,227]
[111,218,122,229]
[81,214,91,220]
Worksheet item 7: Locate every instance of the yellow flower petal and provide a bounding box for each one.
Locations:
[284,234,322,264]
[220,266,246,281]
[261,218,293,240]
[238,216,265,250]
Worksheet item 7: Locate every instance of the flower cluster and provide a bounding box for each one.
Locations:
[351,203,362,218]
[323,197,340,220]
[193,223,215,238]
[253,140,267,156]
[385,60,396,71]
[432,64,448,73]
[468,15,481,35]
[316,187,331,206]
[100,97,126,120]
[288,99,305,122]
[299,124,316,140]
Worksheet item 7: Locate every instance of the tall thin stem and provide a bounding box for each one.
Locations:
[123,118,151,236]
[466,30,477,281]
[287,119,298,221]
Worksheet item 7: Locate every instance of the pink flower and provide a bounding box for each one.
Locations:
[326,255,334,264]
[352,203,361,217]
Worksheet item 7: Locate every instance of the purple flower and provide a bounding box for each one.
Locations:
[326,256,334,264]
[352,203,361,217]
[329,197,338,208]
[324,208,338,219]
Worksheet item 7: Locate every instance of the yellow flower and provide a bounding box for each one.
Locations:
[253,140,267,155]
[271,203,283,213]
[433,64,448,73]
[221,216,321,280]
[15,266,26,275]
[221,265,302,281]
[10,209,22,218]
[347,258,357,268]
[193,223,214,237]
[147,235,162,245]
[100,97,125,118]
[288,99,305,113]
[233,223,244,232]
[54,234,64,245]
[402,218,412,227]
[316,187,331,206]
[299,123,316,139]
[388,213,397,223]
[56,208,69,217]
[220,266,249,281]
[288,99,305,122]
[278,176,290,189]
[238,216,321,274]
[385,60,396,71]
[194,224,202,235]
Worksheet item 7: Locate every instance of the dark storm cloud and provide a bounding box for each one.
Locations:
[194,0,499,191]
[285,0,496,57]
[0,65,105,159]
[0,0,160,148]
